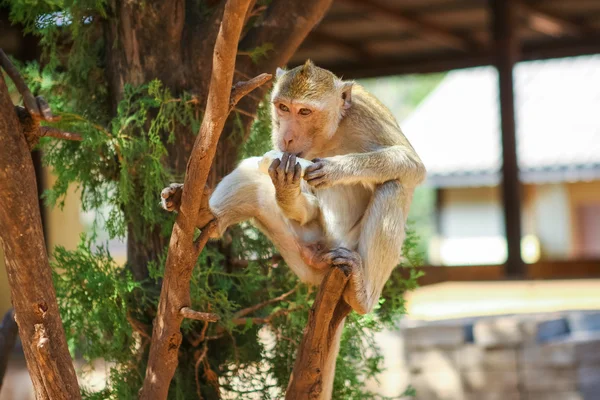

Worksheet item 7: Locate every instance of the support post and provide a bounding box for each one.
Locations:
[490,0,525,277]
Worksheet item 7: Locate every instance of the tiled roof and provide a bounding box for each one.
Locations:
[403,55,600,188]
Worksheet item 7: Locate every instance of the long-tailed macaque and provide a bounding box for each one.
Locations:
[161,60,425,397]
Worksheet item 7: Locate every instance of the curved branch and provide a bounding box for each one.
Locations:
[39,126,83,141]
[229,73,272,112]
[0,49,38,117]
[139,1,269,398]
[233,284,299,319]
[285,266,352,399]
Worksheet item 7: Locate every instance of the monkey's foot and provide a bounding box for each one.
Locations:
[323,248,370,315]
[160,183,184,212]
[322,247,362,269]
[161,183,216,230]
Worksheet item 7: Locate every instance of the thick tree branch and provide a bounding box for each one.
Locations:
[285,267,352,400]
[139,0,271,398]
[0,70,81,400]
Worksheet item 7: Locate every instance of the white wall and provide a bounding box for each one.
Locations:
[533,184,572,258]
[431,185,557,266]
[433,187,507,266]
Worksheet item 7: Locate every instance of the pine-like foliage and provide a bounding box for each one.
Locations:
[4,2,423,398]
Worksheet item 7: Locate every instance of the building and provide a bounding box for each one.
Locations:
[403,55,600,266]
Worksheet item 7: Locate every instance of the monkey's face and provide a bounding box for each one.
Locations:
[270,61,352,159]
[270,99,338,158]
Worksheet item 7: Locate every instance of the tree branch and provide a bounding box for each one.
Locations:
[181,307,220,323]
[39,126,83,141]
[0,49,38,117]
[139,0,272,398]
[1,50,83,149]
[229,73,272,112]
[285,267,352,400]
[233,284,299,319]
[0,72,81,399]
[231,306,303,326]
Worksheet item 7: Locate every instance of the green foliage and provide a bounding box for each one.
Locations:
[240,98,273,158]
[38,78,201,238]
[244,43,275,64]
[52,236,147,399]
[52,236,140,363]
[7,4,425,398]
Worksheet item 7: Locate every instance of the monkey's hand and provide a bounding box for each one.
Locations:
[268,152,302,207]
[304,158,345,189]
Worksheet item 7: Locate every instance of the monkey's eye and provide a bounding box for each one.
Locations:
[298,108,312,116]
[279,104,290,112]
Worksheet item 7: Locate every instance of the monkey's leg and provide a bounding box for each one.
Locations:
[161,158,327,285]
[324,180,407,315]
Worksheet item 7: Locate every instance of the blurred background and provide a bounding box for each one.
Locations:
[1,0,600,399]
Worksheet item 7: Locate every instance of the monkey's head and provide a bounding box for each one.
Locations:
[270,60,353,159]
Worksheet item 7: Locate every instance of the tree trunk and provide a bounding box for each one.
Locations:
[0,73,81,400]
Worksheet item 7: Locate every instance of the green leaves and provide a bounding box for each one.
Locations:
[51,235,141,364]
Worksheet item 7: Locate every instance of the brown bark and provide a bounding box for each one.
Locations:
[0,72,81,399]
[138,1,270,397]
[286,267,352,400]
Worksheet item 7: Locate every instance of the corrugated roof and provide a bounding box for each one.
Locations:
[402,55,600,187]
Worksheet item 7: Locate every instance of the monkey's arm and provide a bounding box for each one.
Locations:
[277,189,320,225]
[306,145,426,189]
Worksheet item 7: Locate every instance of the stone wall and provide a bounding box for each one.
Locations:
[404,311,600,400]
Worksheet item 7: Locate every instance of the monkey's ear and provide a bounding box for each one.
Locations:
[276,67,286,79]
[338,81,354,110]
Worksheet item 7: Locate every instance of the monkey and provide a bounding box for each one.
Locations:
[161,60,425,398]
[162,59,426,310]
